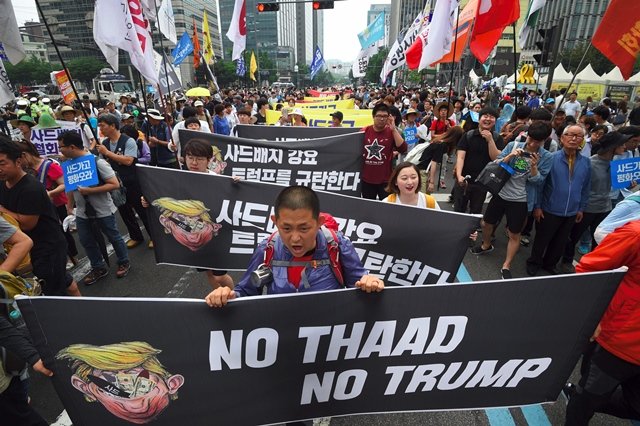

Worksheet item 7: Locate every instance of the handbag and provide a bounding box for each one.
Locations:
[475,161,514,195]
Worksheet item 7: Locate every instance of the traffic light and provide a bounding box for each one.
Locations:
[257,2,279,12]
[312,1,334,10]
[533,28,555,66]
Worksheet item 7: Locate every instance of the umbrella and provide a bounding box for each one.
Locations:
[185,87,211,97]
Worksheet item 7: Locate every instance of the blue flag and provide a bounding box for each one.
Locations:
[357,12,385,48]
[236,57,246,77]
[310,46,325,80]
[172,31,194,66]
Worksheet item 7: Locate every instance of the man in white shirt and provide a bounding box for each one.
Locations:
[562,92,582,119]
[169,106,211,165]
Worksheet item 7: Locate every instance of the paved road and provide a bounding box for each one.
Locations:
[27,166,636,426]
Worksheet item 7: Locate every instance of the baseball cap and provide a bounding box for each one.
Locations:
[329,111,343,120]
[194,100,204,107]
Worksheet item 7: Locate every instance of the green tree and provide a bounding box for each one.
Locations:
[364,47,389,84]
[314,69,335,86]
[65,57,109,85]
[213,59,240,86]
[5,56,54,86]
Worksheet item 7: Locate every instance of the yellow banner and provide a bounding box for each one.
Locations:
[266,109,373,128]
[302,97,331,102]
[551,83,606,101]
[294,99,355,110]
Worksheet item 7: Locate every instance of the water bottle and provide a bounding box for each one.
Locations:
[9,301,21,320]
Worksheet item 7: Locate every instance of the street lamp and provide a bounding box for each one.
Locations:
[294,65,299,87]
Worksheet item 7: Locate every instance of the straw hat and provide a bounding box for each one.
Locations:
[144,109,165,120]
[59,105,81,117]
[435,102,454,116]
[290,108,304,116]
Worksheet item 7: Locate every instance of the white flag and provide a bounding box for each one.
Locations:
[140,0,157,22]
[0,60,15,107]
[0,0,26,65]
[157,0,177,44]
[418,0,459,71]
[379,2,431,82]
[352,45,379,78]
[519,0,547,49]
[226,0,247,61]
[93,0,158,85]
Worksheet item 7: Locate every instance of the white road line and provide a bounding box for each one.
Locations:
[165,268,198,298]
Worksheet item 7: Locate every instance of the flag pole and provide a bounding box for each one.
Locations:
[446,4,462,111]
[512,23,518,108]
[152,0,173,114]
[440,3,462,193]
[34,0,98,142]
[555,43,591,114]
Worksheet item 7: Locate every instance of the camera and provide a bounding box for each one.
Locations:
[522,152,532,157]
[250,264,273,287]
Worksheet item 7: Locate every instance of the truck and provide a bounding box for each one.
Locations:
[91,68,137,104]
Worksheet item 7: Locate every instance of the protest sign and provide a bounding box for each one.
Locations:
[236,124,360,141]
[19,269,623,426]
[266,109,373,127]
[30,121,82,156]
[611,156,640,189]
[137,166,479,284]
[51,70,76,104]
[62,154,99,191]
[179,129,363,195]
[297,99,355,110]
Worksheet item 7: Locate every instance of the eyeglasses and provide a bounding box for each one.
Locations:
[185,155,209,163]
[563,133,584,139]
[374,114,389,119]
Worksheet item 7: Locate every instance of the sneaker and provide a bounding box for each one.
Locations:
[84,268,108,286]
[501,268,512,280]
[577,243,591,255]
[470,244,494,255]
[520,235,530,246]
[116,262,131,278]
[126,239,143,249]
[559,262,576,274]
[148,240,154,249]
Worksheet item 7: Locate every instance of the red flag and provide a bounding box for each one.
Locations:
[469,0,520,63]
[192,17,201,68]
[592,0,640,80]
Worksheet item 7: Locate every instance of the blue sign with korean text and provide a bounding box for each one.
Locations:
[404,126,418,149]
[611,157,640,189]
[63,155,99,191]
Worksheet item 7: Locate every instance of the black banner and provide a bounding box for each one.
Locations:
[19,270,623,426]
[180,129,363,196]
[235,124,361,140]
[137,166,479,285]
[606,84,636,101]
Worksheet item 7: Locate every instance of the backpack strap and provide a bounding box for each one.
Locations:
[262,225,344,288]
[36,158,53,186]
[425,193,436,209]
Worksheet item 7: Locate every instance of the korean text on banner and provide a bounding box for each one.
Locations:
[52,71,76,104]
[611,157,640,189]
[63,155,99,191]
[266,109,373,128]
[31,122,82,157]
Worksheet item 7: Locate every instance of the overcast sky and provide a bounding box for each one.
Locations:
[11,0,388,62]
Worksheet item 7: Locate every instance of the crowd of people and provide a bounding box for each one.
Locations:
[1,81,640,425]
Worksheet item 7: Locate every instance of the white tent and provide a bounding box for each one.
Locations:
[603,67,625,82]
[575,64,601,82]
[552,63,574,81]
[628,71,640,83]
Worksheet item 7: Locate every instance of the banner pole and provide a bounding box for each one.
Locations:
[34,0,98,142]
[555,43,592,114]
[441,4,462,193]
[152,0,175,113]
[512,23,518,108]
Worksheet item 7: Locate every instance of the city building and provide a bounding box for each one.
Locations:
[389,0,425,47]
[520,0,610,65]
[219,0,323,79]
[36,0,224,86]
[20,32,48,63]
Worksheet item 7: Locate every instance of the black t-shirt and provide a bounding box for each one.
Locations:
[0,174,65,256]
[254,113,267,125]
[457,129,505,181]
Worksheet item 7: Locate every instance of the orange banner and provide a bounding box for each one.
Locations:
[53,70,76,104]
[435,0,478,64]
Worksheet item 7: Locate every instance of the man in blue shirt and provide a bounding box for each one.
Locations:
[205,186,384,307]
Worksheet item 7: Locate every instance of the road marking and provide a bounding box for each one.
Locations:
[165,269,198,298]
[457,263,556,426]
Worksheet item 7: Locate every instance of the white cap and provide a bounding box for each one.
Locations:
[29,97,37,102]
[194,100,204,107]
[16,99,29,106]
[42,98,50,103]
